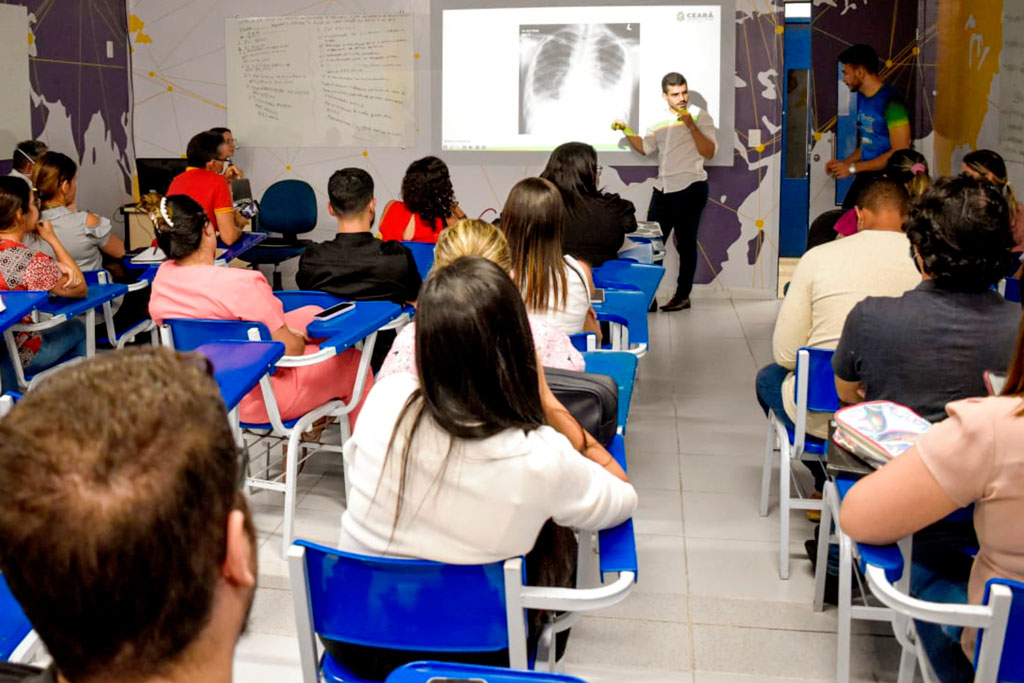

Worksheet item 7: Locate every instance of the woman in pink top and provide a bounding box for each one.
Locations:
[145,193,371,425]
[841,319,1024,682]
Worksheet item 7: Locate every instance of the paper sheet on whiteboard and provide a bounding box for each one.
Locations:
[0,5,32,157]
[1001,6,1024,164]
[226,14,414,148]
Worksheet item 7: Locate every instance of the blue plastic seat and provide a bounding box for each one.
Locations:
[82,269,158,349]
[1002,276,1021,304]
[387,662,588,682]
[583,351,637,432]
[401,241,436,281]
[241,179,318,289]
[759,347,840,579]
[593,261,665,312]
[0,575,34,662]
[592,288,648,356]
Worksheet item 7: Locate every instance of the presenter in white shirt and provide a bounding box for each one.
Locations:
[614,72,717,311]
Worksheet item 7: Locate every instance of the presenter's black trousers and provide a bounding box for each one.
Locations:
[648,181,709,299]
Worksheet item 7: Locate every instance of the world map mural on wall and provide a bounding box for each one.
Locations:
[0,0,133,218]
[611,4,782,293]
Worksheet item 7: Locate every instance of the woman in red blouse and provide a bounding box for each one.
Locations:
[378,157,466,243]
[0,176,88,389]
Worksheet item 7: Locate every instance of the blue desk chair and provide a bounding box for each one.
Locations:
[0,575,40,664]
[83,270,158,349]
[387,662,588,682]
[866,567,1024,683]
[400,241,436,281]
[583,352,637,433]
[0,292,47,393]
[1000,276,1020,304]
[4,284,125,391]
[242,180,318,290]
[162,294,401,556]
[289,435,637,683]
[593,261,665,313]
[592,289,649,357]
[758,347,839,579]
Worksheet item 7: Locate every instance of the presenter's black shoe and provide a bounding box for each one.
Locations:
[660,295,691,312]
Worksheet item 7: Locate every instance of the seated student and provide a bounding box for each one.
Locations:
[166,131,244,246]
[0,177,87,390]
[378,218,585,379]
[0,348,257,683]
[7,140,46,187]
[756,178,921,442]
[33,151,126,271]
[296,168,421,370]
[962,149,1023,249]
[833,175,1019,420]
[540,142,637,267]
[502,177,599,337]
[378,156,466,243]
[840,319,1024,682]
[145,193,371,426]
[208,126,244,180]
[834,149,930,238]
[336,257,637,679]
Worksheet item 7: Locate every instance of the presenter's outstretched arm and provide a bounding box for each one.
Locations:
[613,120,646,155]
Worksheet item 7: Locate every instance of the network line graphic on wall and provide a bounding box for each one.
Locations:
[519,23,640,138]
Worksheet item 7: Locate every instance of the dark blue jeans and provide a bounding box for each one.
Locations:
[909,524,978,683]
[755,362,826,490]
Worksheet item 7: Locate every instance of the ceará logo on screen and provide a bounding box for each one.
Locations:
[676,11,715,21]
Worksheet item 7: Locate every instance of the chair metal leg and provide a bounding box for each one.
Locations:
[779,436,792,580]
[813,481,835,611]
[896,645,918,683]
[280,431,300,558]
[836,532,853,683]
[759,415,776,517]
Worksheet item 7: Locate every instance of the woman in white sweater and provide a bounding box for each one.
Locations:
[337,256,637,677]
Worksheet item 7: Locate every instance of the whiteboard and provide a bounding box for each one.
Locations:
[1001,4,1024,193]
[226,14,415,148]
[0,5,32,158]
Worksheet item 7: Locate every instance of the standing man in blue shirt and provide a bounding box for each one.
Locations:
[825,44,911,210]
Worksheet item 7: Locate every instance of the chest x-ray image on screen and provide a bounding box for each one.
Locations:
[519,23,640,138]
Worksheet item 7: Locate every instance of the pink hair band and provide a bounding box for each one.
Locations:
[910,163,927,175]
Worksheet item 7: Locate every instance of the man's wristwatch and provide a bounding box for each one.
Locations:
[848,163,857,175]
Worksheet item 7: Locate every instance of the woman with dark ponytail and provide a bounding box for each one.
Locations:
[144,193,373,425]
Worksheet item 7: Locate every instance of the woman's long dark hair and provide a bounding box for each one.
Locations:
[0,177,32,232]
[139,193,208,260]
[501,177,567,311]
[381,256,545,531]
[401,156,457,232]
[540,142,600,218]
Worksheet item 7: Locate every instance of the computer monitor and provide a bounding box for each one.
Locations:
[135,158,187,197]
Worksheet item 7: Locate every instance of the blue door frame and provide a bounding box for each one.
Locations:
[778,18,810,257]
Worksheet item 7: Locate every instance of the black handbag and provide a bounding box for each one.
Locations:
[544,368,619,446]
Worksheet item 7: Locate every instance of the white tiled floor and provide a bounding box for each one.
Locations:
[233,298,903,682]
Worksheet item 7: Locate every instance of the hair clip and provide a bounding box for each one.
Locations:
[910,163,926,175]
[159,196,174,228]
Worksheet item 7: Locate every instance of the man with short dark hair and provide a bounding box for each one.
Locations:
[825,43,911,210]
[297,168,421,368]
[7,141,47,187]
[0,347,257,683]
[756,179,920,445]
[166,131,244,244]
[614,71,717,311]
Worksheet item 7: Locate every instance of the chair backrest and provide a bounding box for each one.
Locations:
[593,261,665,311]
[295,540,512,653]
[0,574,32,662]
[595,289,648,346]
[401,241,436,281]
[977,577,1024,682]
[794,347,840,413]
[163,318,271,352]
[258,180,318,235]
[387,661,588,682]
